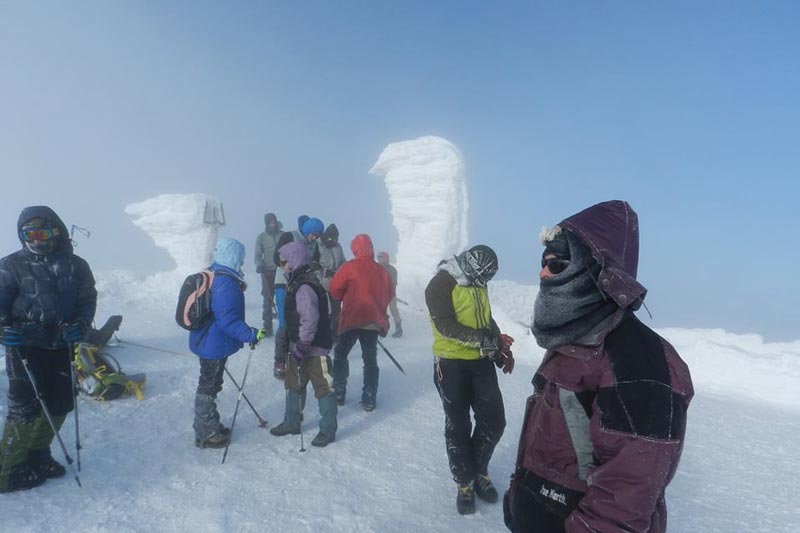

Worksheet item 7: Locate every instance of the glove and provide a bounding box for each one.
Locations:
[497,350,515,374]
[0,326,24,347]
[256,265,265,274]
[291,341,312,362]
[499,333,514,350]
[249,328,266,349]
[480,330,501,359]
[61,323,85,343]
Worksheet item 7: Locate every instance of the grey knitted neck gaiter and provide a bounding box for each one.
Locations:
[531,232,618,349]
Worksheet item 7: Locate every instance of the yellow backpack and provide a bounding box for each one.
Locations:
[74,343,146,401]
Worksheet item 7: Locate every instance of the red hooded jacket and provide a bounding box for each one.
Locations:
[328,234,395,336]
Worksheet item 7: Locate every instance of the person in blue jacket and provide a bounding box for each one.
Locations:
[189,237,264,449]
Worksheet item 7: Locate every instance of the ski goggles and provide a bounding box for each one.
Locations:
[541,257,570,275]
[20,227,60,242]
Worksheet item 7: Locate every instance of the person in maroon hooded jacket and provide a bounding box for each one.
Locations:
[329,234,394,412]
[504,200,693,533]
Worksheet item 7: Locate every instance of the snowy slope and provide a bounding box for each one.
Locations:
[1,287,799,532]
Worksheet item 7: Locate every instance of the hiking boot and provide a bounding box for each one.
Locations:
[269,421,301,437]
[362,390,376,412]
[194,431,230,449]
[311,432,335,447]
[336,389,346,406]
[456,482,475,515]
[0,464,46,493]
[273,360,286,379]
[474,475,498,503]
[27,450,66,479]
[392,325,403,338]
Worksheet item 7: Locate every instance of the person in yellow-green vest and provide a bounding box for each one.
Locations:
[425,245,515,516]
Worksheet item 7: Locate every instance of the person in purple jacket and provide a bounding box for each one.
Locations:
[504,200,694,533]
[189,237,264,449]
[269,241,337,447]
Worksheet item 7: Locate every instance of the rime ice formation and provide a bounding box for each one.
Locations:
[125,194,225,274]
[370,136,468,308]
[95,194,225,311]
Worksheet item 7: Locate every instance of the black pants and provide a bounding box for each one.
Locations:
[197,357,227,396]
[5,346,74,422]
[433,357,505,484]
[333,329,379,401]
[194,357,228,439]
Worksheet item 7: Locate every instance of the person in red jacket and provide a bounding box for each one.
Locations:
[328,234,394,411]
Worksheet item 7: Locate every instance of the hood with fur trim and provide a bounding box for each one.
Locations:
[552,200,646,309]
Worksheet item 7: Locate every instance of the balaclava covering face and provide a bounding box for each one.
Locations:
[531,230,619,349]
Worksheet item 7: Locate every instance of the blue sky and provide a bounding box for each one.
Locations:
[0,1,797,340]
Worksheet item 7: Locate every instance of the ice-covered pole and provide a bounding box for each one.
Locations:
[369,136,469,309]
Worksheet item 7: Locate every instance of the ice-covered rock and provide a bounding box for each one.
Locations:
[125,194,224,274]
[370,136,468,308]
[96,194,225,312]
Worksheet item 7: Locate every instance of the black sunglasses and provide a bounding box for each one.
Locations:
[541,257,570,274]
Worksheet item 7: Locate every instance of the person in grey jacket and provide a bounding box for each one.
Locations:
[254,213,283,336]
[377,251,402,338]
[318,224,346,338]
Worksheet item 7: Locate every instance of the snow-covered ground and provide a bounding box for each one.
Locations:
[1,293,798,532]
[2,149,799,531]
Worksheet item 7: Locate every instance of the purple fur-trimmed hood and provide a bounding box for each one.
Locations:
[558,200,646,309]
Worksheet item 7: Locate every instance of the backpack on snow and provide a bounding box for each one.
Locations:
[74,343,146,401]
[175,270,215,331]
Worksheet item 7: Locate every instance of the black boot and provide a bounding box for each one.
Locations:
[27,449,66,479]
[456,482,475,515]
[361,389,376,412]
[0,465,46,493]
[474,475,498,503]
[194,431,230,449]
[269,421,300,437]
[311,432,335,447]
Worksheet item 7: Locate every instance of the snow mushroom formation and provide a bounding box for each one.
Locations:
[124,193,224,274]
[95,193,226,312]
[370,136,469,308]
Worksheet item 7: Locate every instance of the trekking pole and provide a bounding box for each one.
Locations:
[221,346,255,464]
[297,360,306,453]
[377,340,406,375]
[68,342,82,471]
[222,367,268,428]
[18,354,81,487]
[115,338,267,429]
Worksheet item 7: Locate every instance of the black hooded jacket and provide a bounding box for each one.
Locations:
[0,206,97,349]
